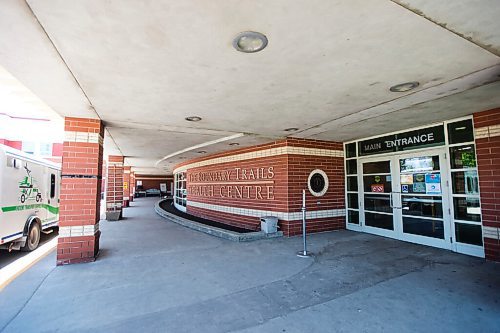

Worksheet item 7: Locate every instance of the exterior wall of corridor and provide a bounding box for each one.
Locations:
[172,109,499,261]
[173,138,345,236]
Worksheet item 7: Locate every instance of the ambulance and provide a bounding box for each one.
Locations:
[0,145,60,251]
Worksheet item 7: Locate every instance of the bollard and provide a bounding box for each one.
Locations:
[297,189,312,258]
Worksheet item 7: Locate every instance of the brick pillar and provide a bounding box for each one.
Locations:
[123,166,131,207]
[106,155,124,221]
[57,117,104,265]
[474,108,500,262]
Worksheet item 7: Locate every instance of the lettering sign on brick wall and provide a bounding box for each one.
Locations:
[188,167,275,200]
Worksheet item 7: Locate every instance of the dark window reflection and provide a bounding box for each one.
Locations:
[451,171,479,195]
[455,223,483,246]
[365,212,393,230]
[403,217,444,239]
[363,161,390,174]
[400,156,439,173]
[347,193,359,209]
[346,159,357,175]
[363,175,392,193]
[348,210,359,224]
[401,196,443,218]
[450,145,476,169]
[453,197,481,222]
[447,119,474,144]
[364,194,392,213]
[346,143,357,158]
[347,176,358,192]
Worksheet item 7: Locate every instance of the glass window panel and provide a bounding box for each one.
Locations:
[455,223,483,246]
[400,156,439,173]
[365,212,393,230]
[363,161,390,174]
[447,119,474,144]
[347,176,358,192]
[347,193,358,209]
[453,197,481,222]
[403,217,444,239]
[363,175,392,193]
[348,210,359,224]
[346,159,357,175]
[345,143,356,158]
[451,170,479,195]
[364,194,392,213]
[401,195,443,218]
[450,145,476,169]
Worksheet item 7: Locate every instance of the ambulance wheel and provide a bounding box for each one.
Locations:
[20,194,26,203]
[21,222,41,252]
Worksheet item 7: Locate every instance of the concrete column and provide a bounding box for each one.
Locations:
[57,117,104,265]
[123,166,131,207]
[106,155,124,221]
[474,108,500,262]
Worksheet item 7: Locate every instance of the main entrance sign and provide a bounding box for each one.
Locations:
[359,125,445,156]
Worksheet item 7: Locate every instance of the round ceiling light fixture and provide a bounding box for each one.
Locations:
[284,127,299,132]
[389,81,419,92]
[229,142,240,146]
[185,116,202,122]
[197,150,207,154]
[233,31,268,53]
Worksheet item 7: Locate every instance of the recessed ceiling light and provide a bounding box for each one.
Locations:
[229,142,240,146]
[284,128,299,132]
[233,31,268,53]
[198,151,207,154]
[389,82,419,92]
[185,116,202,122]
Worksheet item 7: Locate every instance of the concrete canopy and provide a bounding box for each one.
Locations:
[0,0,499,173]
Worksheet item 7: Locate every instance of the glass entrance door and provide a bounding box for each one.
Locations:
[361,159,396,238]
[360,149,452,250]
[396,151,451,249]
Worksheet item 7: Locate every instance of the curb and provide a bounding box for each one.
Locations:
[154,199,283,242]
[0,237,57,291]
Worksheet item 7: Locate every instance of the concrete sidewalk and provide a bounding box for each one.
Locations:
[0,197,499,332]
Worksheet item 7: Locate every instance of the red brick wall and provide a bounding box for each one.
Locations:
[474,108,500,261]
[178,138,345,236]
[135,175,172,191]
[0,139,23,150]
[52,142,63,157]
[284,152,345,236]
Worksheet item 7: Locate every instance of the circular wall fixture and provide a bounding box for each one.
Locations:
[307,169,329,197]
[284,128,299,132]
[389,82,419,92]
[229,142,240,146]
[233,31,268,53]
[185,116,202,122]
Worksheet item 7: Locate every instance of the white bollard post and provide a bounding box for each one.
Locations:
[297,189,312,258]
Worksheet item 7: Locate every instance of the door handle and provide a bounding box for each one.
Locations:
[389,192,394,209]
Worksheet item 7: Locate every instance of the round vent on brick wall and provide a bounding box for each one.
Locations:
[307,169,329,197]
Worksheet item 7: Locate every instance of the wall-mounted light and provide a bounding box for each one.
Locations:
[233,31,268,53]
[185,116,202,122]
[389,82,419,92]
